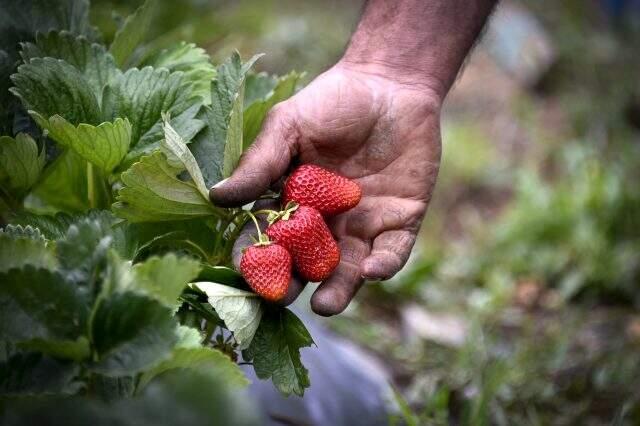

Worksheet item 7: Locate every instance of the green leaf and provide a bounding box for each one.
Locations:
[131,253,201,308]
[113,151,217,222]
[126,218,220,261]
[0,0,98,133]
[101,66,192,146]
[4,370,259,425]
[32,150,90,212]
[142,42,216,104]
[0,225,57,272]
[31,113,131,173]
[243,71,300,149]
[109,0,157,68]
[196,265,245,287]
[161,116,208,197]
[191,52,262,187]
[218,52,262,177]
[56,215,114,284]
[19,336,90,362]
[0,0,98,46]
[10,57,102,125]
[174,325,202,348]
[192,282,262,350]
[0,133,45,194]
[0,352,82,396]
[189,111,225,188]
[90,291,178,376]
[123,102,204,168]
[9,211,78,240]
[20,30,120,102]
[92,375,135,401]
[244,72,278,106]
[138,346,248,390]
[243,308,313,397]
[127,370,258,425]
[0,266,89,345]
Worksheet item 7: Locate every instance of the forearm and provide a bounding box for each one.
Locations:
[342,0,498,101]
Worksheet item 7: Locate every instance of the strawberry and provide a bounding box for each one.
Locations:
[240,243,291,302]
[283,164,362,216]
[266,205,340,282]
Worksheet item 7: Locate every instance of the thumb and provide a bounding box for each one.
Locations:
[209,105,298,207]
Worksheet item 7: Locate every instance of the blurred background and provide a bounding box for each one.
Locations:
[93,0,640,424]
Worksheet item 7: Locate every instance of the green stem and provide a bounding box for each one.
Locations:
[245,210,264,241]
[87,162,96,209]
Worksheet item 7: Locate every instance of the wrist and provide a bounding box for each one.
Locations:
[336,57,446,107]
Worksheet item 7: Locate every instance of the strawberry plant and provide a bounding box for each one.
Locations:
[0,0,316,421]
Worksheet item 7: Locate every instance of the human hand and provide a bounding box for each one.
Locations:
[210,63,442,316]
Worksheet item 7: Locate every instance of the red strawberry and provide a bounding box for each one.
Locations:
[240,244,291,302]
[266,205,340,282]
[283,164,362,216]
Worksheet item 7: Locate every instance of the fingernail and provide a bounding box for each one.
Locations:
[212,178,229,189]
[361,274,382,281]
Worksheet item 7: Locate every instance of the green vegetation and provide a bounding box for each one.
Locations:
[0,0,315,423]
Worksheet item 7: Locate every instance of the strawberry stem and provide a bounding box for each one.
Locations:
[244,211,270,245]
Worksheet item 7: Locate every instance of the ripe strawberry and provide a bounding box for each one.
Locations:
[283,164,362,216]
[240,244,291,302]
[266,205,340,282]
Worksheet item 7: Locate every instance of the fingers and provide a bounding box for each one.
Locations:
[209,104,298,207]
[232,200,305,306]
[361,230,416,280]
[310,236,369,316]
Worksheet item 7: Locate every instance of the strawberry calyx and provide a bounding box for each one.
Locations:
[267,201,299,225]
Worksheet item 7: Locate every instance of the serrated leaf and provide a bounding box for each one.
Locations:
[192,281,262,350]
[218,52,262,177]
[0,0,98,45]
[10,212,78,240]
[101,66,192,146]
[0,0,98,133]
[130,254,201,308]
[161,117,208,197]
[0,225,56,272]
[191,52,262,187]
[243,71,300,149]
[90,291,178,376]
[244,72,278,106]
[174,325,202,348]
[113,151,218,222]
[56,214,115,284]
[189,111,225,188]
[142,42,216,104]
[0,224,46,241]
[0,352,82,396]
[126,218,219,261]
[138,346,248,390]
[0,266,89,345]
[0,133,45,194]
[32,150,90,212]
[10,57,101,125]
[109,0,157,68]
[243,308,313,397]
[123,102,204,168]
[31,113,131,173]
[20,30,120,102]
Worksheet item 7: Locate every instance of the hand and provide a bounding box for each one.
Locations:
[210,62,442,316]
